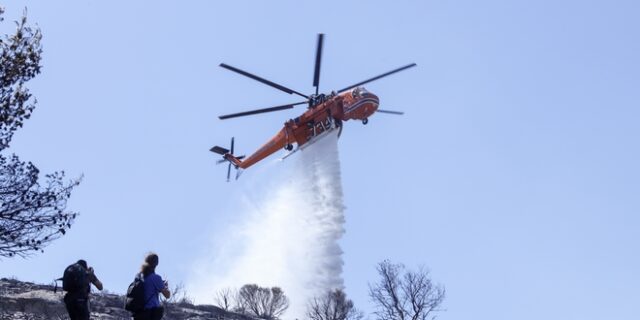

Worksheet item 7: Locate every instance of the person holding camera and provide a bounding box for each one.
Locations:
[62,259,103,320]
[133,252,171,320]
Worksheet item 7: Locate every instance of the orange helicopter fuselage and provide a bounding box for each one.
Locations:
[229,87,379,169]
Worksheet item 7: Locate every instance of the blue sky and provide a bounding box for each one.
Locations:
[1,1,639,319]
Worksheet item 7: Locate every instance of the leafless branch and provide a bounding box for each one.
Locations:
[0,9,81,259]
[214,287,234,311]
[306,289,363,320]
[235,284,289,320]
[369,260,445,320]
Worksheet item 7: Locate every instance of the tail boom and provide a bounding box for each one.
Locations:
[210,146,244,167]
[223,154,243,167]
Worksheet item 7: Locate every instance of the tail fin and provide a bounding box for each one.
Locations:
[210,146,229,155]
[210,137,245,182]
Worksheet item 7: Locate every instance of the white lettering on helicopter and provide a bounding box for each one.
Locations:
[310,117,334,138]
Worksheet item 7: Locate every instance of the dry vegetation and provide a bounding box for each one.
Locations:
[0,278,254,320]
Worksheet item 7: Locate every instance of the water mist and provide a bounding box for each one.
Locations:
[190,131,346,320]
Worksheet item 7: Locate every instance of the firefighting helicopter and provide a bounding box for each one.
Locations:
[211,34,416,181]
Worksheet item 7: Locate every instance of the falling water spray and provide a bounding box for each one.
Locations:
[190,131,346,319]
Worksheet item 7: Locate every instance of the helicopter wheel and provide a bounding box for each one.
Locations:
[285,144,293,151]
[362,118,368,125]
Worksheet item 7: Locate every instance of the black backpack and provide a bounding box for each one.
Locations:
[61,263,88,293]
[124,273,149,313]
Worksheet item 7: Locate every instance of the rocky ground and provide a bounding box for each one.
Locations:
[0,278,253,320]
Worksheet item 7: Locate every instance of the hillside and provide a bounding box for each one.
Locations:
[0,278,253,320]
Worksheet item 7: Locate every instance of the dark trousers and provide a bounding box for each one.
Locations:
[133,307,164,320]
[64,294,90,320]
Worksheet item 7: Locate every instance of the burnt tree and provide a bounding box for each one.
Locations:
[0,7,80,258]
[369,260,445,320]
[306,289,363,320]
[213,287,234,311]
[235,284,289,320]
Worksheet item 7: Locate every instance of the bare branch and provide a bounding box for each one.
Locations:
[214,287,234,311]
[235,284,289,320]
[369,260,445,320]
[0,9,81,259]
[306,289,363,320]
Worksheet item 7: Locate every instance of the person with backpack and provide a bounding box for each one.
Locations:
[62,259,103,320]
[128,253,171,320]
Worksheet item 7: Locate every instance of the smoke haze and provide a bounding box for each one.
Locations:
[190,131,346,320]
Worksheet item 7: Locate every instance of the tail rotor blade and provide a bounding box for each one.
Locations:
[337,63,417,93]
[210,146,230,155]
[213,138,242,182]
[313,33,324,95]
[230,137,235,155]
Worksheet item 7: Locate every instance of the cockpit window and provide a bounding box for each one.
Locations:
[352,87,368,98]
[351,87,369,99]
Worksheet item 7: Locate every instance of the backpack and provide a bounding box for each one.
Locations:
[124,273,148,313]
[61,263,88,293]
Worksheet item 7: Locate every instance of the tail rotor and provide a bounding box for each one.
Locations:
[227,137,236,181]
[210,137,245,182]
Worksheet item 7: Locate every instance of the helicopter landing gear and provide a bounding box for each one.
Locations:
[362,118,369,125]
[285,144,294,151]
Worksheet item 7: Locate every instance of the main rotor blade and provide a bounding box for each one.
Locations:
[219,101,308,120]
[313,33,324,95]
[376,109,404,115]
[337,63,417,93]
[220,63,309,99]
